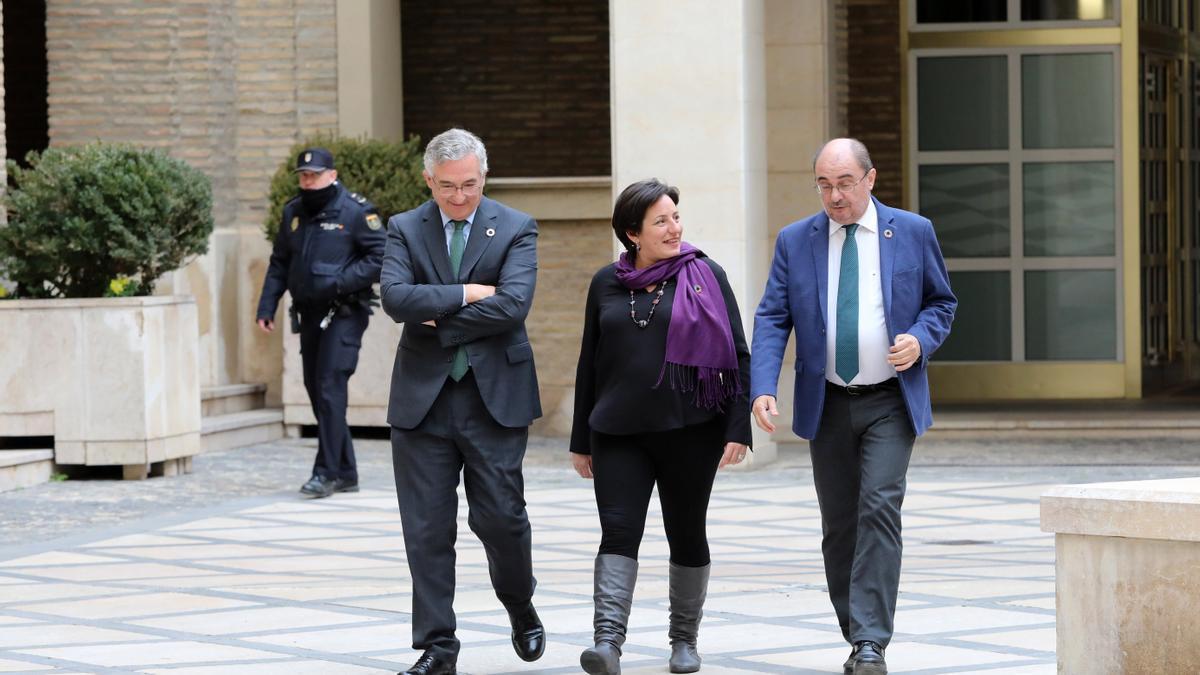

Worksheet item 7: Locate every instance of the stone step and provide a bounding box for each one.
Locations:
[201,383,268,417]
[0,449,54,493]
[201,408,284,454]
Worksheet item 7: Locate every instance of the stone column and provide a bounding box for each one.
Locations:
[763,0,837,438]
[336,0,404,141]
[610,0,776,462]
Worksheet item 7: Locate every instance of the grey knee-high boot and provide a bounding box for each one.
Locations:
[580,554,639,675]
[667,562,710,673]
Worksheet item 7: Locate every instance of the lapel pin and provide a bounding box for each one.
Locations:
[485,227,496,237]
[883,228,894,239]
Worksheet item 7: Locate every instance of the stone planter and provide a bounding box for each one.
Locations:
[1042,478,1200,674]
[0,296,201,479]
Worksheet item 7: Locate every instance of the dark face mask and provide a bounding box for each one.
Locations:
[299,182,338,215]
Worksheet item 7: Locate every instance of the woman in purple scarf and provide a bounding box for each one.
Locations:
[571,179,752,674]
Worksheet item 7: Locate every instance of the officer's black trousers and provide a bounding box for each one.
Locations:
[298,305,369,482]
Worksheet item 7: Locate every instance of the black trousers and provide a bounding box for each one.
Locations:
[391,371,535,662]
[810,381,915,648]
[298,305,369,482]
[591,419,725,567]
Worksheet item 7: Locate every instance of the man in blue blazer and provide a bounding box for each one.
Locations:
[750,138,955,675]
[380,129,544,675]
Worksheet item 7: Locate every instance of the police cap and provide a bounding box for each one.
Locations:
[294,147,335,173]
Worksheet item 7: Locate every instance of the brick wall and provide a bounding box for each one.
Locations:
[400,0,610,178]
[45,0,338,233]
[231,0,338,233]
[844,0,902,208]
[526,218,613,435]
[46,1,238,227]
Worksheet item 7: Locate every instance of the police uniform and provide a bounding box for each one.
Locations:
[256,148,385,496]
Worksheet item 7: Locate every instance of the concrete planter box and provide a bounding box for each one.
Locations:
[1042,478,1200,674]
[0,296,202,478]
[281,295,400,432]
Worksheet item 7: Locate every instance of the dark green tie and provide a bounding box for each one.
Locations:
[835,223,859,383]
[449,220,469,381]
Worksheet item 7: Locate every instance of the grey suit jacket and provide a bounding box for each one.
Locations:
[380,197,542,429]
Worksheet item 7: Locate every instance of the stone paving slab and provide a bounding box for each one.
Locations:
[2,438,1200,673]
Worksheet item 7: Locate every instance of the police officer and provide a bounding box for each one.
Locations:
[256,147,386,498]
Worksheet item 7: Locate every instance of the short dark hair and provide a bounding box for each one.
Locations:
[611,179,680,254]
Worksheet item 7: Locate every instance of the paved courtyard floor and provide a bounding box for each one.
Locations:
[2,437,1199,674]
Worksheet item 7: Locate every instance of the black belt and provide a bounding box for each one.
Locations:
[826,378,899,396]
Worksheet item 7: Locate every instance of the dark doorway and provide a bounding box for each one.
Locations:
[3,1,49,168]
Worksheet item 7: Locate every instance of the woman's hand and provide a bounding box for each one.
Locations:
[719,442,749,469]
[572,453,594,479]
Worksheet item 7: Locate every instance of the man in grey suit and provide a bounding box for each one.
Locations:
[380,128,544,675]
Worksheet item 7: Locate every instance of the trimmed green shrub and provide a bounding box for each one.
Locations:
[0,143,213,298]
[264,133,428,241]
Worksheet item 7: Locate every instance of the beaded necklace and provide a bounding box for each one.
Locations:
[629,279,669,328]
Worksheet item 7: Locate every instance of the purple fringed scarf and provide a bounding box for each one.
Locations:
[614,242,742,410]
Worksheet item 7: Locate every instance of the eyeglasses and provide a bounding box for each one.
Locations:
[814,172,870,196]
[435,181,481,197]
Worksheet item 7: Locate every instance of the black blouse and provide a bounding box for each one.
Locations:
[570,256,752,454]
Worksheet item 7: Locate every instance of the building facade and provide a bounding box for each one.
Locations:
[2,0,1196,444]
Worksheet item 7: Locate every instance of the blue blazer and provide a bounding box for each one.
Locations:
[750,197,956,439]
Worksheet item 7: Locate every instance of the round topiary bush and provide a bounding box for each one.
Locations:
[263,133,428,241]
[0,143,214,298]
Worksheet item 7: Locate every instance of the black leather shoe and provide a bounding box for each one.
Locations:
[332,477,359,493]
[299,475,335,498]
[843,647,856,674]
[508,603,545,662]
[399,651,456,675]
[852,641,887,675]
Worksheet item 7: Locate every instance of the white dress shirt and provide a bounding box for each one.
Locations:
[439,208,478,307]
[826,199,895,386]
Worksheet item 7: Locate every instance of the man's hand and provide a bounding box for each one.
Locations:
[718,442,749,469]
[465,283,496,303]
[752,395,778,433]
[572,453,593,479]
[888,333,922,372]
[257,318,274,334]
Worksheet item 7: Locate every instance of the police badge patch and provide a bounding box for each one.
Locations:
[290,216,299,232]
[366,213,382,230]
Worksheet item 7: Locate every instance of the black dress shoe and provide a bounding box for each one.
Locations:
[332,477,359,493]
[507,603,545,662]
[852,640,887,675]
[400,651,456,675]
[299,475,335,498]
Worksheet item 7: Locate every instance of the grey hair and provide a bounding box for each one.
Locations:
[812,137,874,173]
[423,128,489,175]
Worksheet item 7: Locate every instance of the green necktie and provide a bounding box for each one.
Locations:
[835,223,859,384]
[448,220,469,381]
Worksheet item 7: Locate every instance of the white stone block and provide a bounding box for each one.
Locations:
[1042,478,1200,673]
[0,296,202,467]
